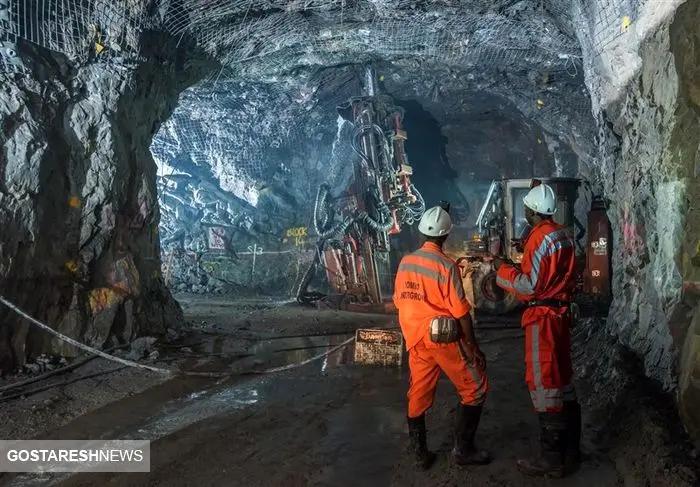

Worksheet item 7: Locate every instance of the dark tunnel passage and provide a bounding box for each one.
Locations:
[397,99,460,211]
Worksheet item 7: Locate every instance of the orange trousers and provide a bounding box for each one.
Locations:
[407,338,488,418]
[524,310,576,413]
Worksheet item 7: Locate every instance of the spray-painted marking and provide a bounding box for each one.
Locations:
[285,227,308,247]
[237,249,313,255]
[247,244,263,282]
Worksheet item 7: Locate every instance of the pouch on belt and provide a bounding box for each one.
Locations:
[429,316,460,344]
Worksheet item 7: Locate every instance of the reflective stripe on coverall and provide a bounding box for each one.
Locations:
[394,242,489,418]
[496,220,577,412]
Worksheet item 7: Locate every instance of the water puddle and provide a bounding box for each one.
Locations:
[6,333,361,486]
[246,334,355,366]
[130,334,356,441]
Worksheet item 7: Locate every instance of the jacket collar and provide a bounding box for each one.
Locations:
[421,241,444,253]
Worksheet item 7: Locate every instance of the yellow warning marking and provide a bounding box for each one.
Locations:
[286,227,308,238]
[536,99,545,109]
[95,42,105,54]
[68,196,81,208]
[621,16,632,33]
[65,260,78,273]
[88,287,122,315]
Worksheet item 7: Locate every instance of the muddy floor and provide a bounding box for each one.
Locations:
[0,294,696,486]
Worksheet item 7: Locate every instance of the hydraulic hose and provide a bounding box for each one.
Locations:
[314,184,373,241]
[350,128,374,168]
[313,184,333,236]
[357,204,394,233]
[295,239,327,305]
[351,124,393,175]
[314,184,346,240]
[405,184,426,223]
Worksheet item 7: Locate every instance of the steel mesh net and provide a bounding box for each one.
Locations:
[0,1,642,74]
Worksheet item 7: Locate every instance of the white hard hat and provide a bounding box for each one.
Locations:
[523,183,557,215]
[418,206,453,237]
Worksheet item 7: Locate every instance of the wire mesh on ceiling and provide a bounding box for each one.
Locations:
[151,66,362,191]
[0,0,638,155]
[1,0,642,210]
[0,0,149,65]
[0,0,643,76]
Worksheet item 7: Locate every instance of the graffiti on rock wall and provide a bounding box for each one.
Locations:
[109,255,141,296]
[88,287,123,315]
[208,227,227,250]
[621,205,646,255]
[285,226,308,247]
[86,255,141,316]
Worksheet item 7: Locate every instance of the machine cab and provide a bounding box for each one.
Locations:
[476,178,580,262]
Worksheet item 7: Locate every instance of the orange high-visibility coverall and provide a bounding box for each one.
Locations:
[394,242,488,418]
[496,219,577,413]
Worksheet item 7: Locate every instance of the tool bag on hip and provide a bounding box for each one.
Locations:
[429,316,461,343]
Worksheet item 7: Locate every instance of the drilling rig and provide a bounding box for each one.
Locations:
[296,68,425,308]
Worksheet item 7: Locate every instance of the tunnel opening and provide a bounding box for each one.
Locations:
[396,98,458,210]
[152,79,584,302]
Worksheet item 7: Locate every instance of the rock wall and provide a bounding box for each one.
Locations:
[671,0,700,443]
[581,0,700,441]
[0,35,210,370]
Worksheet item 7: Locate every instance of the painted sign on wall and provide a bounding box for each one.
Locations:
[208,227,226,250]
[285,226,308,247]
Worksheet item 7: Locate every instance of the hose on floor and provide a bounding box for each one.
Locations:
[0,295,173,375]
[0,295,355,381]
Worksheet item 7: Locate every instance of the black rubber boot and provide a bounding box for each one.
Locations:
[517,412,567,478]
[452,404,492,465]
[563,400,582,472]
[407,414,436,470]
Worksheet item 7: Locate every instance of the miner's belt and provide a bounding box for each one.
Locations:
[527,300,571,308]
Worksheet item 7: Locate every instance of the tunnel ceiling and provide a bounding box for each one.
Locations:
[2,1,615,159]
[133,1,605,221]
[2,0,632,240]
[147,0,597,171]
[141,0,603,242]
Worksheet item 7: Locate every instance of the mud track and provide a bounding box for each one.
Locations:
[1,295,693,486]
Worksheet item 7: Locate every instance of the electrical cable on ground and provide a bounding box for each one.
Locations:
[0,344,128,394]
[0,294,357,384]
[245,336,355,374]
[0,366,129,404]
[0,295,173,375]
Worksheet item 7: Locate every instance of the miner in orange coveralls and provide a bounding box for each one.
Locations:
[394,206,490,470]
[494,183,582,478]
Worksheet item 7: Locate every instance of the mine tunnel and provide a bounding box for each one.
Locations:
[0,1,699,485]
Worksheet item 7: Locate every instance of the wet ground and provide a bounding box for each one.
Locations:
[0,294,678,486]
